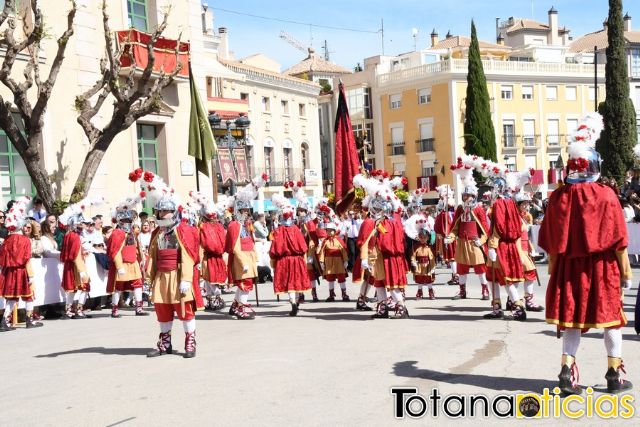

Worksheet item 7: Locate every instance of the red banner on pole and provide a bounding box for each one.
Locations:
[333,82,361,215]
[233,148,249,183]
[217,148,237,183]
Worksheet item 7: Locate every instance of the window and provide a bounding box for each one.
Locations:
[631,49,640,78]
[137,124,159,174]
[521,86,533,100]
[240,92,249,101]
[547,119,560,145]
[525,155,537,170]
[301,143,309,170]
[298,103,306,117]
[501,85,513,100]
[0,117,33,202]
[566,86,577,101]
[390,93,402,109]
[347,87,364,116]
[391,127,404,155]
[393,163,406,175]
[567,119,579,134]
[418,123,434,152]
[264,147,274,178]
[588,86,597,101]
[546,86,558,100]
[502,120,515,147]
[246,146,254,177]
[523,119,536,147]
[283,148,292,181]
[281,100,289,115]
[418,88,432,104]
[127,0,148,32]
[504,156,516,172]
[421,161,435,177]
[261,97,270,112]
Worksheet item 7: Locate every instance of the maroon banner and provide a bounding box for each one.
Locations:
[417,176,437,191]
[233,148,249,183]
[333,82,361,216]
[217,148,237,183]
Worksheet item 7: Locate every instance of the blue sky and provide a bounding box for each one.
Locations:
[205,1,640,71]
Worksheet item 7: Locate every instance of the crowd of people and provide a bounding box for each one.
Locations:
[0,111,635,396]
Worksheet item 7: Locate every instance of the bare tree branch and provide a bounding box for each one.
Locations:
[31,0,76,127]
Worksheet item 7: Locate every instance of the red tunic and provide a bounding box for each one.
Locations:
[105,228,142,293]
[539,183,627,330]
[377,214,408,288]
[302,219,321,281]
[434,211,456,260]
[352,217,376,283]
[269,225,310,294]
[200,222,228,284]
[0,234,32,299]
[61,232,83,292]
[490,198,525,283]
[176,223,205,311]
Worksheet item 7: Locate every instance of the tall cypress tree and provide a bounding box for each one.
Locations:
[597,0,637,184]
[463,20,497,162]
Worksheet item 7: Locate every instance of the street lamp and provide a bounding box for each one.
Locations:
[208,112,251,196]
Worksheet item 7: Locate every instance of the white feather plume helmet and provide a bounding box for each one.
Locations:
[272,192,295,220]
[5,196,32,231]
[285,179,312,211]
[450,156,478,194]
[58,195,105,229]
[188,191,225,220]
[138,170,182,213]
[352,170,404,214]
[111,169,148,222]
[226,173,269,211]
[566,112,604,177]
[436,184,454,206]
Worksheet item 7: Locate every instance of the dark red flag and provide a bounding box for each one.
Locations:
[334,82,361,215]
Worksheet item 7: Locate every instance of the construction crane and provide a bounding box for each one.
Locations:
[279,31,309,54]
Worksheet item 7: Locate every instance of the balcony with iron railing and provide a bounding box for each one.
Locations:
[546,134,567,146]
[415,138,435,153]
[522,134,540,149]
[502,134,518,149]
[388,142,406,156]
[215,167,307,187]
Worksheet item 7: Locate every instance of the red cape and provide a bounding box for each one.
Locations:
[200,222,226,255]
[352,217,376,282]
[269,225,308,258]
[539,183,627,256]
[452,204,490,237]
[61,232,81,291]
[491,198,524,280]
[177,223,204,310]
[434,211,454,235]
[106,228,126,293]
[0,234,31,267]
[224,220,241,283]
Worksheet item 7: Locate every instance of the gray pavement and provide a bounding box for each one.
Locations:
[1,265,639,426]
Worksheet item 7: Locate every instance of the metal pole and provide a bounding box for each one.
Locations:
[594,45,598,111]
[211,157,219,203]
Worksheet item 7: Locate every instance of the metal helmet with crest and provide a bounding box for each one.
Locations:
[565,112,604,184]
[353,169,404,220]
[59,196,105,231]
[226,173,269,220]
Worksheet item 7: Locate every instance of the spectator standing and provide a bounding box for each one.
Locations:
[28,198,47,223]
[253,213,269,241]
[340,210,362,271]
[41,217,61,258]
[25,220,44,258]
[0,210,8,244]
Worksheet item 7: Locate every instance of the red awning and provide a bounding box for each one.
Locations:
[117,29,190,77]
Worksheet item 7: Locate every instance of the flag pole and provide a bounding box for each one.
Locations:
[211,158,218,204]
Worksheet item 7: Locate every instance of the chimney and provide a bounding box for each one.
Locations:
[201,5,214,35]
[548,6,559,46]
[430,29,439,47]
[218,27,229,60]
[603,19,608,30]
[625,13,632,32]
[561,28,571,46]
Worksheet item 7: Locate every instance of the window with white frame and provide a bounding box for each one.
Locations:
[347,87,364,116]
[503,120,515,147]
[525,155,537,171]
[504,156,516,171]
[281,100,289,115]
[390,93,402,109]
[567,118,579,134]
[631,49,640,78]
[522,86,533,100]
[393,162,406,175]
[298,103,306,117]
[501,85,513,100]
[391,127,404,155]
[565,86,577,101]
[547,119,560,145]
[418,122,434,152]
[546,85,558,100]
[421,160,435,177]
[261,96,270,112]
[523,119,536,146]
[418,88,432,104]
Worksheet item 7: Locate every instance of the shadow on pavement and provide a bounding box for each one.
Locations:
[392,360,555,394]
[534,330,640,340]
[35,347,151,357]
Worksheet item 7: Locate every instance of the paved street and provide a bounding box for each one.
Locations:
[2,266,639,426]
